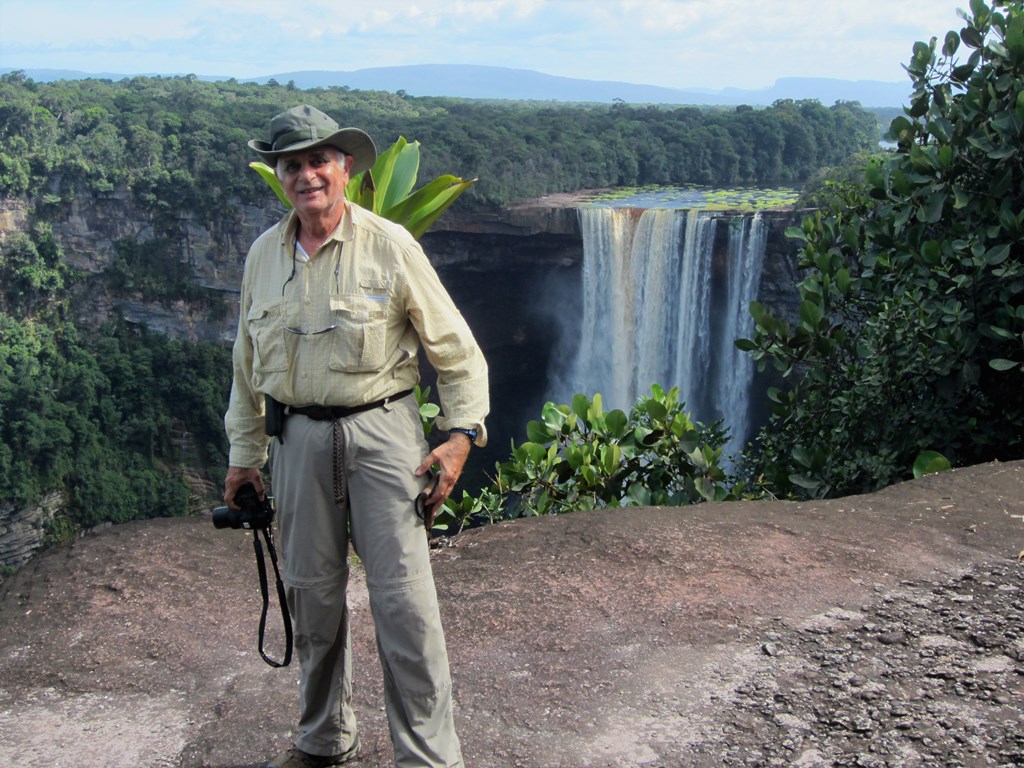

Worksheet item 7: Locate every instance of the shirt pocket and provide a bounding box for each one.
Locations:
[328,285,390,372]
[247,302,289,373]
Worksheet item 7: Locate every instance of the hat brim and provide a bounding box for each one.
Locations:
[248,127,377,176]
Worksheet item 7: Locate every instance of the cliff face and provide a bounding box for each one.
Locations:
[0,492,63,572]
[3,190,802,347]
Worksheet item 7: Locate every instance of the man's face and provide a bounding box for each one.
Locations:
[276,146,352,220]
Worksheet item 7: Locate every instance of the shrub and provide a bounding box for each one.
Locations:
[739,0,1024,498]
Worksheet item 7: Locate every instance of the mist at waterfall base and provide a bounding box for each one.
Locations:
[547,201,770,461]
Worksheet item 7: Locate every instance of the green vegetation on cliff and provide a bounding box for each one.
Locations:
[0,221,230,538]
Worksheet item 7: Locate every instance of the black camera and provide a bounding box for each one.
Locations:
[212,482,275,530]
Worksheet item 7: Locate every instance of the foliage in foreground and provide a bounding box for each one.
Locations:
[739,0,1024,499]
[431,386,741,534]
[250,136,476,239]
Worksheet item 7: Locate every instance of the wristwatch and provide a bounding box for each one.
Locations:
[449,427,478,442]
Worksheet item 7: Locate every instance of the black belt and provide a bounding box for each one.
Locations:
[288,389,414,421]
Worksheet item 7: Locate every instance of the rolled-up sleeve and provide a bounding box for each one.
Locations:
[224,262,271,467]
[401,241,490,446]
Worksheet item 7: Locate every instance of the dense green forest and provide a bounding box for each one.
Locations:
[0,72,881,212]
[0,222,231,537]
[0,71,882,547]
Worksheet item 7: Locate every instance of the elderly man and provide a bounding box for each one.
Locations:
[224,105,488,768]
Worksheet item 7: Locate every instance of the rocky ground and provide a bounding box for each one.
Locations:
[0,460,1021,768]
[704,563,1023,767]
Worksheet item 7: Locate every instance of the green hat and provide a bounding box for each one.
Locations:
[248,104,377,175]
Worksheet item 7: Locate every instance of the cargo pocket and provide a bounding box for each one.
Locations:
[247,302,289,373]
[328,290,389,372]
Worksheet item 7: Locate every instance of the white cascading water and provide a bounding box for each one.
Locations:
[715,213,767,453]
[566,207,767,455]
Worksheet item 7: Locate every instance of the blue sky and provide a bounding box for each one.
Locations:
[0,0,969,90]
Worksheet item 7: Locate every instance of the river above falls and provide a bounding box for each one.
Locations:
[534,185,800,212]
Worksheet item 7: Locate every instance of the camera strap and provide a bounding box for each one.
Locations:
[252,526,293,668]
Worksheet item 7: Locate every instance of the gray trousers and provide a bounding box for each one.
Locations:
[269,394,463,767]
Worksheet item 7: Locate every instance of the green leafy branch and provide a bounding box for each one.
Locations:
[250,136,476,240]
[429,385,743,536]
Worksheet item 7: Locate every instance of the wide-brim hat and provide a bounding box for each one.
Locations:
[248,104,377,176]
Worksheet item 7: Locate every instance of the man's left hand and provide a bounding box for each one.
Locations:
[415,433,472,513]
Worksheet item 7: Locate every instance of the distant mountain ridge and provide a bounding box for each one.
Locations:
[2,63,913,107]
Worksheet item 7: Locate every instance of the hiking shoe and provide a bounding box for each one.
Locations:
[266,739,360,768]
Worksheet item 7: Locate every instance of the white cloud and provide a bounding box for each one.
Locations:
[0,0,977,88]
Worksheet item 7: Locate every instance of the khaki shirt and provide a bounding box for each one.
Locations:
[225,204,489,468]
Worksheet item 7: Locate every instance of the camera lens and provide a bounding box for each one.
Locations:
[211,505,237,529]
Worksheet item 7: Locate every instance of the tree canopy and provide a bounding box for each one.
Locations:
[0,72,881,212]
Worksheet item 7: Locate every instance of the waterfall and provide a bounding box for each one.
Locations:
[563,207,768,455]
[715,213,767,453]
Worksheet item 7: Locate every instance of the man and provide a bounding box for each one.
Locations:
[224,105,488,768]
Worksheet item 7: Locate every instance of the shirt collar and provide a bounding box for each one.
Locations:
[279,205,352,249]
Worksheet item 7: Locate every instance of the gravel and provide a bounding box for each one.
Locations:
[697,563,1024,768]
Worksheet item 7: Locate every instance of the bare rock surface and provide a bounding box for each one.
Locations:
[1,460,1022,768]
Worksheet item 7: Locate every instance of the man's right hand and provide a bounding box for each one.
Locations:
[224,466,265,509]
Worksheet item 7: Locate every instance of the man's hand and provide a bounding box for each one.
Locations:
[415,433,472,514]
[224,466,265,509]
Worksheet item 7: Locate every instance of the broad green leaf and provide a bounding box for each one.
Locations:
[989,358,1020,370]
[792,445,818,469]
[644,398,668,421]
[380,140,420,213]
[749,300,768,324]
[961,25,984,49]
[943,30,961,57]
[605,408,628,438]
[836,267,852,295]
[526,420,556,444]
[541,401,567,431]
[362,137,409,215]
[923,192,946,223]
[985,243,1010,266]
[799,300,821,328]
[572,393,592,420]
[565,445,586,470]
[912,450,951,478]
[249,162,291,208]
[625,483,652,506]
[519,442,547,464]
[600,444,620,474]
[253,135,471,241]
[686,446,710,470]
[384,174,468,225]
[345,170,376,210]
[789,473,821,490]
[394,177,476,240]
[694,476,715,502]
